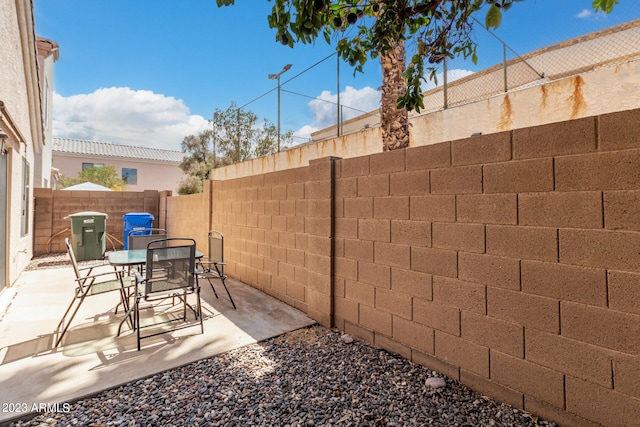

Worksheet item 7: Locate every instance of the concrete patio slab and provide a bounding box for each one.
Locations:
[0,265,315,423]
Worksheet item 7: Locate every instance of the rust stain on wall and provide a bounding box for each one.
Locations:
[497,94,513,131]
[568,76,587,119]
[540,84,549,110]
[285,148,298,168]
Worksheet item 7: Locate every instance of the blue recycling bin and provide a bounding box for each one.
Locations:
[122,212,154,249]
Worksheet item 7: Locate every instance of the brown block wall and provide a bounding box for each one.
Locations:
[160,107,640,427]
[331,108,640,427]
[204,164,334,323]
[163,183,209,253]
[33,188,160,255]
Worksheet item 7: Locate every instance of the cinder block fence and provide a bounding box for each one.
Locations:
[165,108,640,427]
[33,189,162,254]
[36,108,640,427]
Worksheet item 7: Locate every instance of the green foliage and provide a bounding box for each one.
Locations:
[592,0,618,13]
[179,102,294,183]
[218,0,617,113]
[212,102,294,161]
[177,175,204,195]
[213,102,258,164]
[58,165,126,190]
[179,131,213,180]
[254,120,293,158]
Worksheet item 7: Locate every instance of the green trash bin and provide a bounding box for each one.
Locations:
[66,211,108,261]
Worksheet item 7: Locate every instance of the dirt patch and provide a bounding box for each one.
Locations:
[274,325,329,346]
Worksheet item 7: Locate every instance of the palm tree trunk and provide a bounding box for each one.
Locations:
[380,39,409,151]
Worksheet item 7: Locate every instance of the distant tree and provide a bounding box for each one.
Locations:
[177,175,204,195]
[217,0,619,151]
[179,102,295,192]
[254,119,294,158]
[213,102,259,163]
[58,165,126,190]
[179,131,213,181]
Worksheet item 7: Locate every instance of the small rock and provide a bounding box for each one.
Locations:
[340,334,354,344]
[425,377,446,389]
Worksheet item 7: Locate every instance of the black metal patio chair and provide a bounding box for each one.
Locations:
[131,237,203,351]
[197,230,236,309]
[54,238,131,347]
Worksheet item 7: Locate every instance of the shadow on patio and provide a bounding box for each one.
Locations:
[0,264,315,423]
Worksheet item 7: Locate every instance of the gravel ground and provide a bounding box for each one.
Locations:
[8,325,556,427]
[24,252,104,271]
[15,254,556,426]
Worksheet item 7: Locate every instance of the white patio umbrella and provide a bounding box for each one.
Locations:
[61,182,113,191]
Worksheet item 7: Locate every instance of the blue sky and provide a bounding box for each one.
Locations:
[33,1,639,151]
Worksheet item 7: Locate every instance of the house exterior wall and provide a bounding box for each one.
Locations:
[1,0,41,286]
[164,108,640,427]
[34,38,58,188]
[52,153,186,194]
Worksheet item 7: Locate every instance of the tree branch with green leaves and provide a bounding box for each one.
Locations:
[218,0,618,113]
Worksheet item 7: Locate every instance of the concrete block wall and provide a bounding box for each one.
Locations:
[204,163,337,322]
[331,108,640,427]
[163,183,209,253]
[33,188,160,255]
[160,107,640,427]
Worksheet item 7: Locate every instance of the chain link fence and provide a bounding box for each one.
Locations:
[419,18,640,115]
[306,5,640,142]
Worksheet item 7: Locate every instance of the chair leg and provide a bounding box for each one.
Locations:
[117,287,136,336]
[182,290,188,321]
[135,295,141,351]
[205,277,219,299]
[116,277,134,334]
[54,287,91,347]
[213,264,236,309]
[117,306,134,336]
[197,287,204,334]
[219,277,236,310]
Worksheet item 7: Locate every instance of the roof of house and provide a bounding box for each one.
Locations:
[53,137,185,163]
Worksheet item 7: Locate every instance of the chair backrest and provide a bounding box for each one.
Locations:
[65,237,81,279]
[144,238,196,297]
[128,228,168,250]
[208,230,224,275]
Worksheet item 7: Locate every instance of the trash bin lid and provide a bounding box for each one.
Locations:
[65,211,109,219]
[123,212,154,220]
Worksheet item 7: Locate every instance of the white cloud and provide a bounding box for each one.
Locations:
[52,87,209,151]
[576,9,593,18]
[576,8,608,19]
[422,68,474,91]
[293,125,318,143]
[295,85,380,140]
[292,73,479,141]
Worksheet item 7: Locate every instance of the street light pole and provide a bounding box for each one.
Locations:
[212,112,218,172]
[268,63,292,152]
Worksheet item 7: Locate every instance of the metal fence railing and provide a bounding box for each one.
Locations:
[420,19,640,114]
[310,16,640,142]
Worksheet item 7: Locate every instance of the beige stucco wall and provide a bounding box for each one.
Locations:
[312,19,640,143]
[212,56,640,181]
[410,59,640,147]
[0,0,40,285]
[52,153,186,194]
[34,39,58,188]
